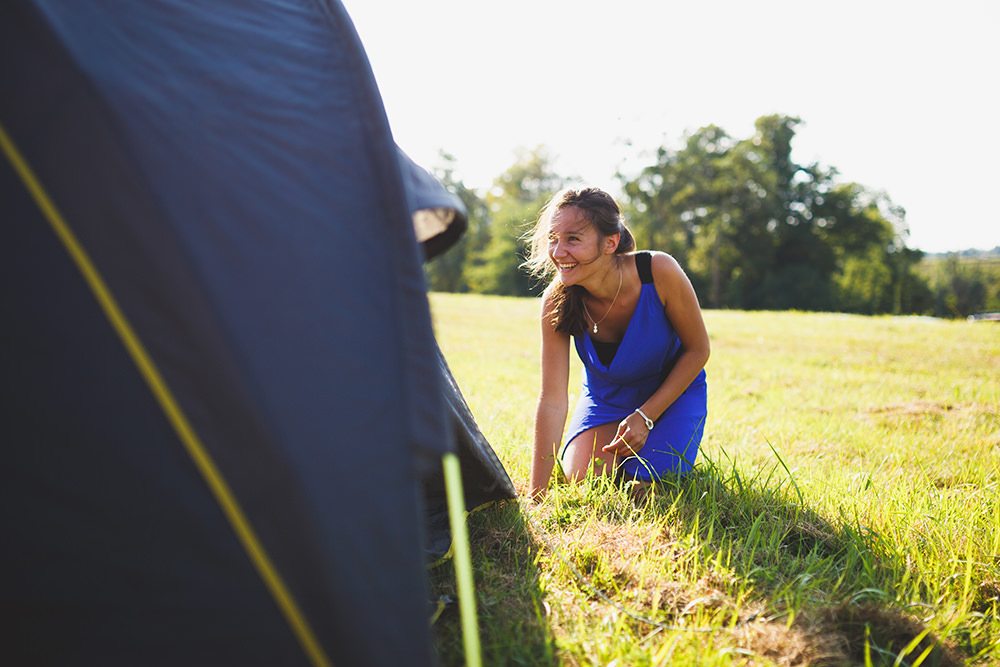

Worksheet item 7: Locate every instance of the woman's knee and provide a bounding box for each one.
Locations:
[561,426,618,481]
[560,442,595,481]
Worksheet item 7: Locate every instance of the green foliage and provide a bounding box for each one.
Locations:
[465,215,534,296]
[836,247,893,314]
[423,151,490,293]
[430,293,1000,666]
[424,116,993,317]
[916,252,1000,318]
[620,115,927,314]
[430,146,566,297]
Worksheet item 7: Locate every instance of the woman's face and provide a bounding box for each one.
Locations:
[547,206,612,285]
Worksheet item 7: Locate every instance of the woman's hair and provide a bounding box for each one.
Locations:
[522,187,635,337]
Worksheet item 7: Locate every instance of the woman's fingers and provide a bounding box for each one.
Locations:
[602,437,622,454]
[602,420,628,453]
[603,418,644,455]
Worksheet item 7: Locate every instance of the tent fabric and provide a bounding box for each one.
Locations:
[437,346,516,511]
[424,345,517,559]
[399,148,468,260]
[0,1,507,665]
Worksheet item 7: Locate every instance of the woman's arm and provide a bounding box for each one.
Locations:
[605,252,710,456]
[530,289,571,500]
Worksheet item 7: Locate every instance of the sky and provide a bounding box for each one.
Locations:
[341,0,999,253]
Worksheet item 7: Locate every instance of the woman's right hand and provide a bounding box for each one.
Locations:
[603,411,650,457]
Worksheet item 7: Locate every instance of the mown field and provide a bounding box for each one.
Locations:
[428,293,1000,667]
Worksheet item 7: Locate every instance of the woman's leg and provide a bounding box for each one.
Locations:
[560,422,620,482]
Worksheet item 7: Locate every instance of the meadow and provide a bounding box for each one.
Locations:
[428,293,1000,667]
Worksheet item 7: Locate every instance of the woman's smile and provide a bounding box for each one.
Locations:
[548,207,601,283]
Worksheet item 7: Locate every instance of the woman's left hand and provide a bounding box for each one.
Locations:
[603,412,650,457]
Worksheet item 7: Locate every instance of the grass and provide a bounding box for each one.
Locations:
[428,293,1000,666]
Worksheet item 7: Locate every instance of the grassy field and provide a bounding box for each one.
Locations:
[427,293,1000,667]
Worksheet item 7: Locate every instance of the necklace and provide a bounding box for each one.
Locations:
[582,263,622,335]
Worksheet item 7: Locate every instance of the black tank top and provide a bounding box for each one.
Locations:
[591,252,653,366]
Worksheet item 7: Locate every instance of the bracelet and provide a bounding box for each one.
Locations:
[635,408,655,431]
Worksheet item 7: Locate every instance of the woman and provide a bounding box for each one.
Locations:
[524,187,709,500]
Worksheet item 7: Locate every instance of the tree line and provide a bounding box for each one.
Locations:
[425,114,1000,318]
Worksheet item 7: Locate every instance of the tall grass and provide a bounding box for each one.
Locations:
[429,294,1000,666]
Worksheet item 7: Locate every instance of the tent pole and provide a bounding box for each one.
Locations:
[442,452,483,667]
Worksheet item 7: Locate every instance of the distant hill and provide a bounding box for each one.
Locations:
[922,246,1000,260]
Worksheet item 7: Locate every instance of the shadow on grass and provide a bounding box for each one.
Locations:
[647,456,969,667]
[425,453,981,666]
[427,500,559,667]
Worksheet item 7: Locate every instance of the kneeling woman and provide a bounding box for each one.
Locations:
[525,187,709,500]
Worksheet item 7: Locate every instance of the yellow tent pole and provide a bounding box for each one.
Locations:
[442,452,483,667]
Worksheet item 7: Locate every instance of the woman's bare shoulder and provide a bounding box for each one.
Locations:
[646,250,685,277]
[645,251,695,304]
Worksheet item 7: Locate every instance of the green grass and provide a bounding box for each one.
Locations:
[428,293,1000,666]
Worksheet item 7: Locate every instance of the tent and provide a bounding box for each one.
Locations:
[1,1,514,665]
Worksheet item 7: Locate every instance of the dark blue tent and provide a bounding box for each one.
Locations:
[1,2,512,665]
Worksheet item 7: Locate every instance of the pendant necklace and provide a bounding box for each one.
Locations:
[582,263,622,335]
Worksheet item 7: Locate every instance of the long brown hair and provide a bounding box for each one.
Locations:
[523,187,635,337]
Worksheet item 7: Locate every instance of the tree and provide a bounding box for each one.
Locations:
[423,151,490,293]
[465,147,567,296]
[814,183,924,314]
[621,125,739,306]
[731,115,840,310]
[623,116,832,310]
[836,247,893,314]
[426,114,934,315]
[932,255,990,317]
[621,114,927,314]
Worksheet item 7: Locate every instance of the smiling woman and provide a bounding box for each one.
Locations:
[522,187,710,500]
[524,189,635,336]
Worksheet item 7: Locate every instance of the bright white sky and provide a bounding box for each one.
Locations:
[342,0,998,253]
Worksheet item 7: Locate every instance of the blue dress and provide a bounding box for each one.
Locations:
[563,252,707,481]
